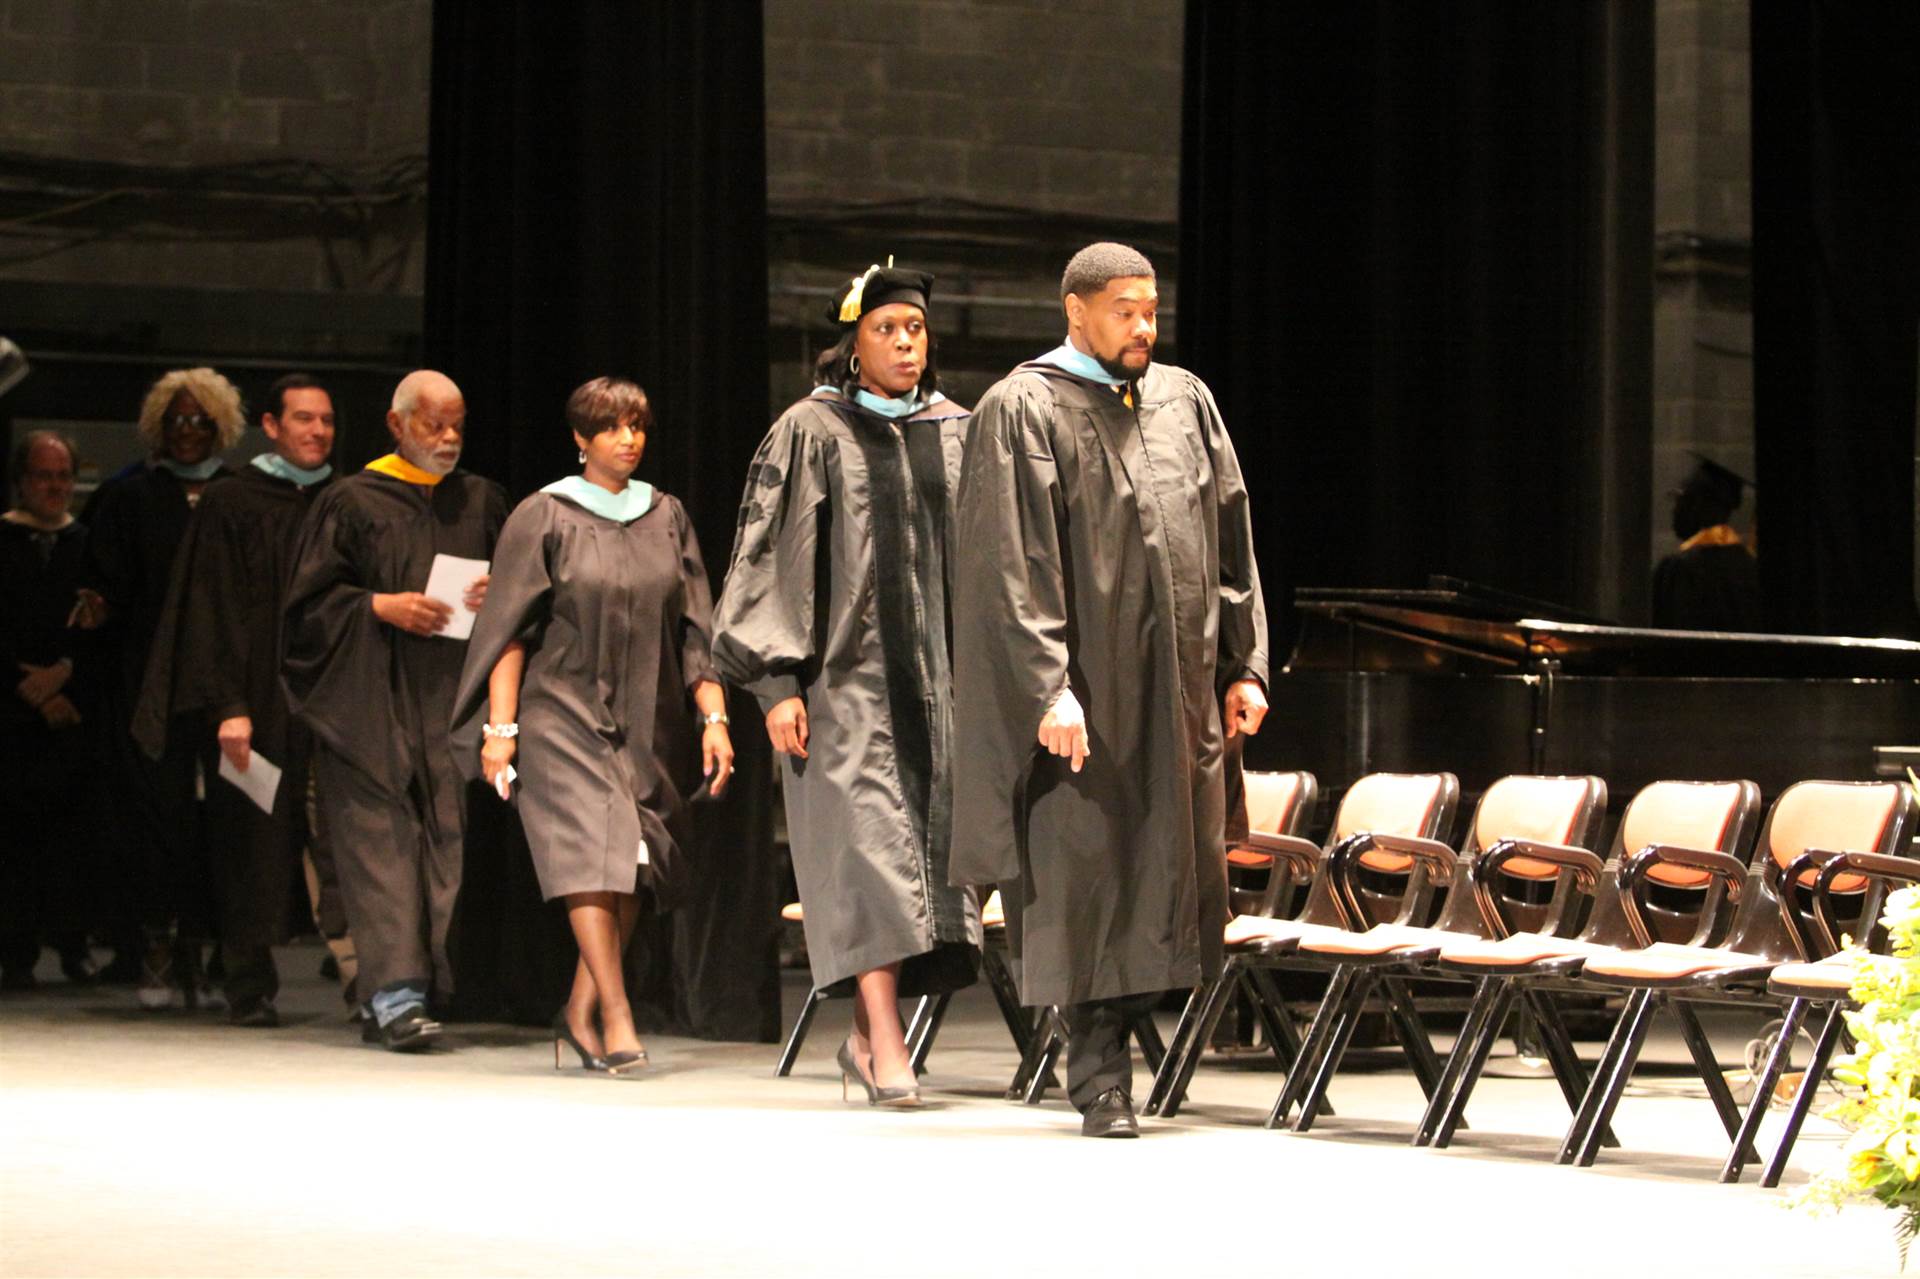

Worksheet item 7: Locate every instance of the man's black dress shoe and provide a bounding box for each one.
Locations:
[230,998,280,1029]
[1081,1087,1140,1138]
[362,1007,444,1052]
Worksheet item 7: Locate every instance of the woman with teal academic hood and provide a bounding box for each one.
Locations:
[450,376,734,1076]
[711,262,984,1109]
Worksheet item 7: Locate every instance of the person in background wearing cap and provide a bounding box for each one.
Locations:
[1651,454,1761,632]
[950,242,1269,1138]
[713,262,982,1108]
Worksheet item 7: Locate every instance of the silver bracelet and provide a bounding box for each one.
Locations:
[482,722,519,739]
[699,711,730,727]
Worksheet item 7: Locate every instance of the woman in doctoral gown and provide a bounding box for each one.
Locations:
[712,263,982,1107]
[452,377,734,1075]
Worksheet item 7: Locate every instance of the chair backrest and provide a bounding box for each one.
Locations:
[1468,775,1608,870]
[1230,770,1318,916]
[1421,775,1607,936]
[1333,772,1462,873]
[1245,770,1315,839]
[1618,779,1761,887]
[1730,780,1919,957]
[1292,772,1459,928]
[1765,781,1910,891]
[1591,779,1761,946]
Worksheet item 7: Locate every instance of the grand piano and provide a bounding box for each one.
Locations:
[1250,577,1920,830]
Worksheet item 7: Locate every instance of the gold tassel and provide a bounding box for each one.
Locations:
[836,254,896,324]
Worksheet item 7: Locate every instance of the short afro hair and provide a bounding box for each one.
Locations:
[1061,242,1155,300]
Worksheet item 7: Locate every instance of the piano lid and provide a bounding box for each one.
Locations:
[1289,578,1920,679]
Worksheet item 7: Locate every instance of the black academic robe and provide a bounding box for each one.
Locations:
[281,468,508,793]
[450,490,719,908]
[713,392,982,996]
[81,461,234,719]
[1651,539,1762,632]
[132,464,333,788]
[0,517,91,789]
[0,516,94,961]
[951,361,1268,1007]
[125,464,334,958]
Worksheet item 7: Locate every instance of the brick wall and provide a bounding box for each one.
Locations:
[0,0,427,164]
[765,0,1183,221]
[0,0,429,291]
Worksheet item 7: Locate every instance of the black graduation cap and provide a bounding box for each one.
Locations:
[828,259,934,326]
[1679,451,1753,510]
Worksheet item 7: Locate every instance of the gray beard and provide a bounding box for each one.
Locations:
[398,438,459,476]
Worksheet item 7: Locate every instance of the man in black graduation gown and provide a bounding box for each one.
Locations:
[133,374,344,1026]
[0,432,95,988]
[80,368,244,1006]
[283,369,505,1051]
[952,243,1270,1137]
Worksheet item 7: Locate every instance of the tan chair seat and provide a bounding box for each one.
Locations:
[1767,959,1853,993]
[1582,941,1780,982]
[1223,915,1346,947]
[1437,931,1620,968]
[780,901,804,923]
[1769,953,1899,996]
[1227,848,1274,869]
[1295,922,1478,958]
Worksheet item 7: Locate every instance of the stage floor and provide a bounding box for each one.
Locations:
[0,943,1896,1277]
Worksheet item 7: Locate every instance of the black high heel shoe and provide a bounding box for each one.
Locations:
[552,1011,607,1071]
[837,1038,921,1108]
[603,1046,650,1076]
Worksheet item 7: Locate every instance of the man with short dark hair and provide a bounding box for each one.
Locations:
[283,370,505,1050]
[952,242,1270,1137]
[134,374,343,1025]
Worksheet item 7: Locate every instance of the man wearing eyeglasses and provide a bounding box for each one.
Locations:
[0,431,95,990]
[79,368,245,1010]
[283,370,507,1051]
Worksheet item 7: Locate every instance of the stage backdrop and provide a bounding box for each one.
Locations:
[1178,1,1653,637]
[424,2,780,1039]
[1752,1,1920,638]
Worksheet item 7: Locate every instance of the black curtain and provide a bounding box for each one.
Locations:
[424,1,780,1040]
[1179,2,1651,635]
[1752,2,1920,637]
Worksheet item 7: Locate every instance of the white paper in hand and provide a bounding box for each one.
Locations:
[424,553,489,640]
[494,764,516,802]
[218,750,282,815]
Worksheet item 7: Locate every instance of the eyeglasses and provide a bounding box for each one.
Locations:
[24,469,73,483]
[165,413,217,432]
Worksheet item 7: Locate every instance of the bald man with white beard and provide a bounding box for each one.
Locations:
[282,370,509,1050]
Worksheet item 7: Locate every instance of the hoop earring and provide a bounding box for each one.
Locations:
[577,449,586,464]
[848,353,861,377]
